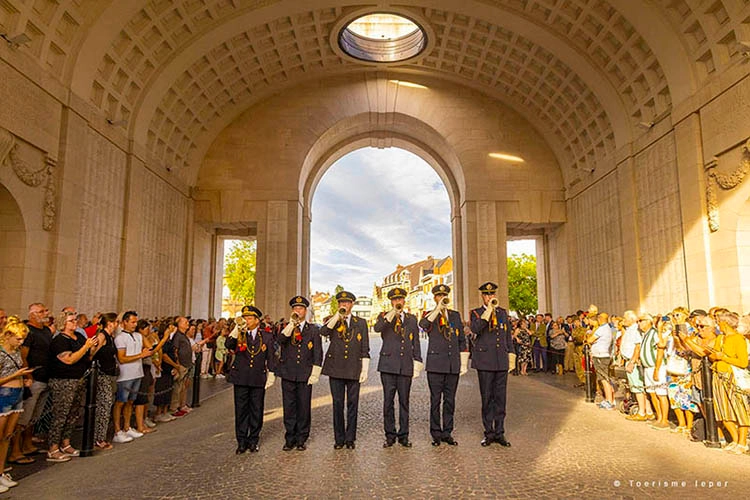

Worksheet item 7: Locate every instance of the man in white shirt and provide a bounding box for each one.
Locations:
[113,311,151,443]
[587,312,615,410]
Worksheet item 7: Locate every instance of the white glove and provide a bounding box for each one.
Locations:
[264,372,275,389]
[481,306,493,322]
[412,360,423,379]
[281,322,294,337]
[307,365,322,385]
[229,324,241,339]
[325,312,341,329]
[384,308,398,323]
[426,305,442,322]
[359,358,369,384]
[459,352,470,376]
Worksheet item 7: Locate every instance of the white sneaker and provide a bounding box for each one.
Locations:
[0,484,8,493]
[216,374,225,379]
[0,474,17,488]
[145,418,157,428]
[112,431,133,444]
[126,428,144,439]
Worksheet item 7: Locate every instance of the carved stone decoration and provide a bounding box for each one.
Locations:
[0,126,58,231]
[705,139,750,232]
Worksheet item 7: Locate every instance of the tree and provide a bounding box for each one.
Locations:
[329,284,344,314]
[507,253,538,318]
[224,240,257,306]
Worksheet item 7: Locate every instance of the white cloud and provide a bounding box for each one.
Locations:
[311,148,451,296]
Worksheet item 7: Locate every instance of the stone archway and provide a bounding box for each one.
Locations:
[298,112,466,311]
[0,184,27,314]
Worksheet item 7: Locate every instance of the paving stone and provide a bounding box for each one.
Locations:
[12,338,749,499]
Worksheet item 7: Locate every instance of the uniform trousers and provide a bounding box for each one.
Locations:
[380,372,412,440]
[427,372,459,440]
[329,377,360,444]
[233,385,265,447]
[282,378,312,445]
[477,370,508,439]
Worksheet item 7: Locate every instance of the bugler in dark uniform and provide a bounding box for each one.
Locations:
[320,290,370,449]
[470,282,512,447]
[225,305,275,454]
[374,287,422,448]
[418,284,469,446]
[277,296,323,451]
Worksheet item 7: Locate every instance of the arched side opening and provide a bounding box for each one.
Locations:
[0,184,27,314]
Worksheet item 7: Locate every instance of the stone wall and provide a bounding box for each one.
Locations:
[567,172,627,314]
[633,132,688,311]
[74,127,127,314]
[134,168,190,318]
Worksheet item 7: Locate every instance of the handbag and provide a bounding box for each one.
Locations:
[666,354,689,376]
[732,366,750,393]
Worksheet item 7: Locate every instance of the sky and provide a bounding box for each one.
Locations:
[309,147,536,297]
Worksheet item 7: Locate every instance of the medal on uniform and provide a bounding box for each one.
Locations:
[357,333,362,342]
[409,333,413,341]
[261,343,266,351]
[307,341,313,350]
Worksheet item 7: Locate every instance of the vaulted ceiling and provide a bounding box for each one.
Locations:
[1,0,748,187]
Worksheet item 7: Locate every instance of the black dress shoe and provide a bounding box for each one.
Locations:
[345,441,355,449]
[480,438,492,447]
[383,438,396,448]
[495,436,511,447]
[334,443,344,450]
[431,439,441,447]
[235,445,247,455]
[296,443,306,451]
[442,436,458,446]
[248,444,260,453]
[398,438,412,448]
[282,443,294,451]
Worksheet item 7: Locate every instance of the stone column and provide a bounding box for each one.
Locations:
[254,200,301,321]
[534,235,548,315]
[49,107,88,309]
[674,114,713,308]
[461,200,509,314]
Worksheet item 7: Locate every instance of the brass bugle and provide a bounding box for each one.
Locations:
[290,311,300,324]
[395,303,404,311]
[489,298,499,308]
[440,297,450,306]
[338,307,346,315]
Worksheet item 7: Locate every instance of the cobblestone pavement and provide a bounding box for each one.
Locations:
[12,338,750,499]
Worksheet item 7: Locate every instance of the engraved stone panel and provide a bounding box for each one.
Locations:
[634,132,688,311]
[135,169,189,317]
[569,174,626,313]
[75,128,127,313]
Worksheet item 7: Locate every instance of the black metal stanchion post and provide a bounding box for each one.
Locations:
[583,344,595,403]
[80,360,99,457]
[700,357,721,448]
[191,352,201,408]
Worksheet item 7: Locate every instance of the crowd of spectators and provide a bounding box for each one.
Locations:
[0,304,257,493]
[507,304,750,456]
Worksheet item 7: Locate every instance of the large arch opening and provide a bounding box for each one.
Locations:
[0,184,27,314]
[298,113,466,313]
[309,147,452,324]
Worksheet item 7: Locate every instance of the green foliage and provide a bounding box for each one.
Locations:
[507,253,538,317]
[329,284,344,314]
[224,240,257,305]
